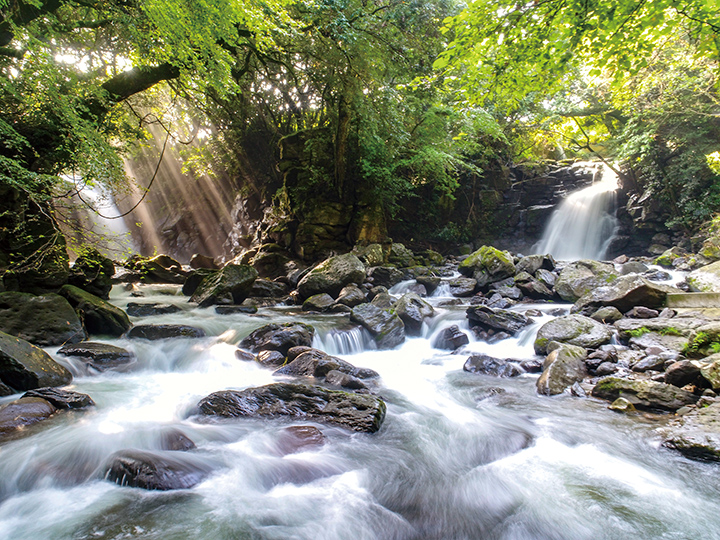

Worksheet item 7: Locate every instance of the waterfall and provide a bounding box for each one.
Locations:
[534,163,619,261]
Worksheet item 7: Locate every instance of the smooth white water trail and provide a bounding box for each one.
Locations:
[534,163,619,261]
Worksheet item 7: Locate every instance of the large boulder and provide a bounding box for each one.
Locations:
[432,325,469,350]
[449,277,477,297]
[0,397,57,437]
[239,323,315,355]
[387,243,415,267]
[59,285,131,337]
[687,260,720,292]
[515,254,555,275]
[249,278,289,298]
[0,331,72,390]
[662,402,720,461]
[534,314,613,355]
[197,382,386,433]
[302,293,335,312]
[571,275,680,316]
[133,255,186,284]
[57,342,135,370]
[466,305,532,335]
[591,377,698,411]
[554,260,617,302]
[336,284,366,307]
[685,322,720,358]
[68,247,115,299]
[297,254,366,299]
[190,264,258,308]
[350,303,405,349]
[103,449,214,490]
[368,266,405,289]
[274,348,378,381]
[0,292,85,345]
[394,293,434,336]
[458,245,515,287]
[699,353,720,390]
[536,343,587,396]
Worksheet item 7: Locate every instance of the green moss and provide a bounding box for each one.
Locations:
[627,327,651,338]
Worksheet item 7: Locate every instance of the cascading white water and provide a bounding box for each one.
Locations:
[534,163,619,261]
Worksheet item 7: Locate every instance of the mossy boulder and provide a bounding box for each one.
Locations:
[68,247,115,299]
[388,243,415,267]
[591,377,698,411]
[534,314,612,355]
[0,291,85,345]
[687,260,720,293]
[302,293,335,312]
[350,303,405,349]
[133,254,186,284]
[458,245,515,287]
[352,244,385,267]
[0,331,72,390]
[297,253,366,299]
[536,343,587,396]
[59,284,131,337]
[655,246,688,268]
[190,264,258,307]
[554,260,617,302]
[394,292,434,336]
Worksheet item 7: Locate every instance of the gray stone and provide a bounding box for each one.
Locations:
[458,246,516,287]
[0,331,72,390]
[127,325,206,340]
[103,449,213,490]
[256,350,286,369]
[555,260,617,302]
[665,360,703,388]
[190,265,258,307]
[368,266,405,289]
[572,275,681,315]
[662,402,720,461]
[22,387,94,409]
[687,260,720,292]
[534,314,612,355]
[466,305,531,335]
[250,279,289,298]
[350,303,405,349]
[449,277,477,297]
[432,325,469,350]
[127,302,182,317]
[297,254,366,299]
[240,323,315,355]
[591,377,698,411]
[536,344,587,396]
[394,293,434,336]
[591,306,623,323]
[302,293,335,312]
[463,354,523,377]
[336,284,366,307]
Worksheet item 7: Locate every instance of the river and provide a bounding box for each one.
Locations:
[0,283,718,539]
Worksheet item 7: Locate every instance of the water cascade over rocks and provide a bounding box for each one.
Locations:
[1,274,720,539]
[534,163,620,260]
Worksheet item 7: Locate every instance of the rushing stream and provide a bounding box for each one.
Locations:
[0,284,719,540]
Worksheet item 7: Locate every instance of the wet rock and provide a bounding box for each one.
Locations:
[0,381,14,396]
[197,383,386,433]
[0,292,86,346]
[644,270,673,282]
[132,255,186,284]
[239,323,315,355]
[449,277,477,297]
[662,402,720,461]
[388,243,415,267]
[394,293,434,336]
[520,358,543,373]
[350,303,405,349]
[665,360,703,388]
[189,254,218,270]
[484,293,513,309]
[595,362,619,376]
[489,278,523,300]
[250,279,289,298]
[275,349,377,381]
[68,248,115,299]
[555,260,617,302]
[699,353,720,390]
[257,350,286,369]
[535,268,557,290]
[182,269,215,296]
[466,305,531,335]
[620,261,649,275]
[0,331,72,390]
[368,266,405,289]
[127,325,206,340]
[59,285,131,337]
[190,264,258,307]
[336,284,366,307]
[590,306,623,324]
[631,355,665,373]
[126,302,182,317]
[324,369,368,390]
[432,325,469,350]
[370,292,395,310]
[367,285,388,300]
[610,397,636,413]
[416,275,441,295]
[534,314,612,355]
[22,387,94,409]
[458,245,516,288]
[213,304,259,316]
[591,377,698,411]
[276,425,325,455]
[235,349,255,362]
[572,275,681,316]
[0,397,56,436]
[625,306,659,319]
[516,278,553,299]
[515,254,555,275]
[302,293,335,312]
[159,428,196,451]
[536,343,587,396]
[463,354,523,377]
[352,244,384,267]
[103,449,213,490]
[297,254,366,299]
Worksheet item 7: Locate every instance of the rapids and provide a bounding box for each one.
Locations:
[0,285,718,540]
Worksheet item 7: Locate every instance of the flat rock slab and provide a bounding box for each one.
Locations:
[126,303,182,317]
[57,342,135,369]
[197,382,386,433]
[0,330,72,391]
[127,325,206,340]
[662,402,720,461]
[214,305,258,315]
[591,377,698,412]
[22,387,94,409]
[103,449,213,490]
[534,314,612,355]
[0,397,57,437]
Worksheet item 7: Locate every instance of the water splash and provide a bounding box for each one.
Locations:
[534,163,619,261]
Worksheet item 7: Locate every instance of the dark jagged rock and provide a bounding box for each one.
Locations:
[276,425,325,455]
[239,323,315,355]
[133,255,186,284]
[0,291,86,346]
[257,350,286,368]
[370,292,395,309]
[302,293,335,312]
[0,397,56,436]
[0,331,72,390]
[127,325,206,340]
[388,243,415,267]
[449,277,477,297]
[190,264,258,307]
[537,343,587,396]
[336,283,366,307]
[159,428,196,451]
[68,248,115,299]
[466,305,531,335]
[214,305,258,315]
[394,293,434,336]
[463,354,523,377]
[22,387,94,409]
[591,377,698,411]
[432,325,469,350]
[182,268,215,296]
[197,383,386,433]
[58,342,135,369]
[189,254,218,270]
[534,314,613,355]
[250,278,289,298]
[274,349,378,380]
[297,254,366,299]
[103,449,213,490]
[665,360,703,388]
[59,285,131,337]
[368,266,405,289]
[127,302,182,317]
[350,303,405,349]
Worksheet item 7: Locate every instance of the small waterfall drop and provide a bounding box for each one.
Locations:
[534,163,619,261]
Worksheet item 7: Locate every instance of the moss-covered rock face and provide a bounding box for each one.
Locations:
[534,314,612,355]
[352,244,385,267]
[59,284,131,337]
[0,330,72,391]
[0,292,85,346]
[591,377,698,411]
[68,247,115,299]
[132,254,186,284]
[458,245,515,287]
[297,253,366,299]
[699,235,720,262]
[190,264,258,308]
[687,260,720,293]
[655,246,689,267]
[387,243,415,268]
